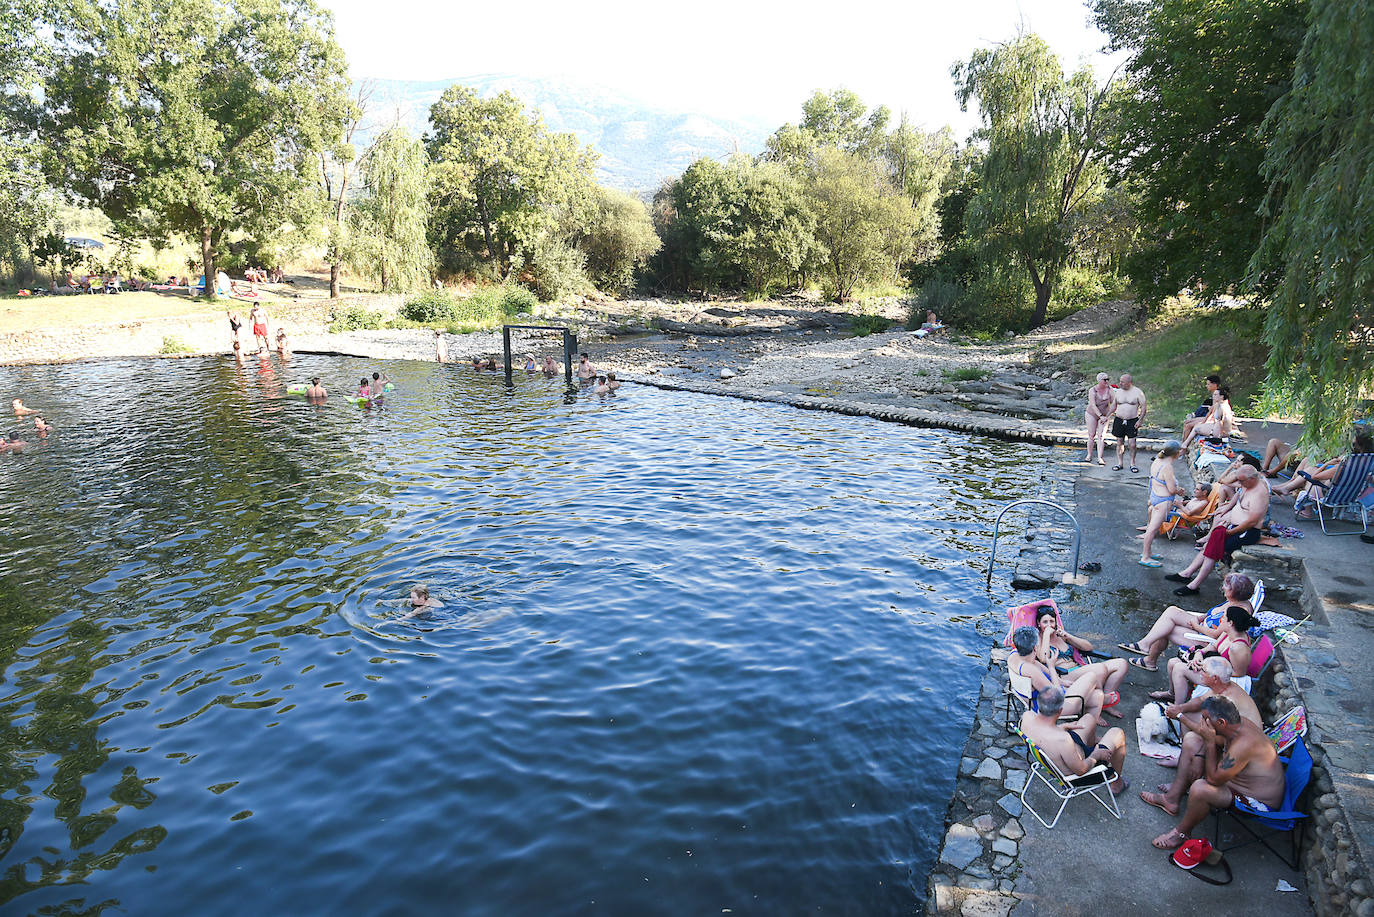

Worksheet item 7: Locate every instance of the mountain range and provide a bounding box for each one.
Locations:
[362,74,774,193]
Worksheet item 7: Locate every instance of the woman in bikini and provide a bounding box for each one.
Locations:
[1139,440,1185,567]
[1118,573,1256,671]
[1083,373,1115,465]
[1005,626,1107,732]
[1155,606,1258,704]
[1031,607,1127,719]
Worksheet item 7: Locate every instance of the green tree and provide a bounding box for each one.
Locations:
[1098,0,1307,306]
[318,81,371,298]
[36,0,352,300]
[882,118,956,262]
[353,127,433,293]
[805,148,918,302]
[728,160,818,294]
[577,187,661,294]
[0,0,51,284]
[764,88,891,163]
[1250,0,1374,449]
[953,33,1113,328]
[426,86,597,277]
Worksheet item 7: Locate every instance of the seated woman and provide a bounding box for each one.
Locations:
[1005,625,1107,733]
[1180,388,1235,448]
[1153,605,1259,704]
[1118,573,1256,671]
[1275,431,1373,513]
[1029,604,1126,716]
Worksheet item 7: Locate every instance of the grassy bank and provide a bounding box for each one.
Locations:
[1049,301,1272,431]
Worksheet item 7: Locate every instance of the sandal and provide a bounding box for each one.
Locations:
[1118,641,1148,654]
[1140,792,1179,817]
[1127,656,1157,672]
[1138,558,1162,567]
[1103,691,1121,707]
[1112,464,1123,471]
[1149,689,1174,702]
[1152,828,1189,850]
[1131,466,1140,473]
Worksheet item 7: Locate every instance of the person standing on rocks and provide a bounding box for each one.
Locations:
[249,304,269,354]
[1112,374,1147,472]
[1083,372,1116,464]
[435,330,448,364]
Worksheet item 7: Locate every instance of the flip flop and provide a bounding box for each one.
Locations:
[1149,689,1174,701]
[1118,641,1148,654]
[1111,777,1131,797]
[1103,691,1121,707]
[1138,558,1162,567]
[1112,465,1123,471]
[1131,466,1140,473]
[1140,792,1178,816]
[1127,656,1157,672]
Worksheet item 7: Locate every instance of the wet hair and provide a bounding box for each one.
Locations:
[1224,605,1259,633]
[1222,573,1254,602]
[1011,625,1039,656]
[1037,686,1067,718]
[412,584,429,600]
[232,341,241,350]
[372,372,380,380]
[1202,656,1232,679]
[1201,695,1241,725]
[360,378,369,386]
[311,377,321,385]
[1160,439,1183,458]
[1206,374,1222,385]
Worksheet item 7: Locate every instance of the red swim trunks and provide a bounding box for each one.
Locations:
[253,323,267,337]
[1202,525,1261,561]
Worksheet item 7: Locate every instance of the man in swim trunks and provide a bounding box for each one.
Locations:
[11,399,36,417]
[249,304,269,353]
[1167,466,1269,596]
[306,377,327,400]
[1020,686,1128,797]
[577,353,596,381]
[1148,695,1285,849]
[1111,373,1147,472]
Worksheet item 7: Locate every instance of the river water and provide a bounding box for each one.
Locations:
[0,355,1042,915]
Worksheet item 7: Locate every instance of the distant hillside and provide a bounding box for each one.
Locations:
[361,74,772,193]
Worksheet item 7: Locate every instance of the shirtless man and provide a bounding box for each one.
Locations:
[306,377,327,400]
[1167,465,1269,596]
[1148,695,1285,849]
[576,352,596,382]
[594,375,610,394]
[249,304,269,353]
[435,330,448,364]
[1112,374,1147,472]
[1020,686,1129,797]
[11,399,36,416]
[606,372,621,392]
[541,356,558,375]
[0,435,27,454]
[369,371,390,398]
[1142,657,1261,774]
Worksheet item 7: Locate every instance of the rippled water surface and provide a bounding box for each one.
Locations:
[0,356,1042,915]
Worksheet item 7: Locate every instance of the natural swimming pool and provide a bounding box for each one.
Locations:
[0,355,1045,914]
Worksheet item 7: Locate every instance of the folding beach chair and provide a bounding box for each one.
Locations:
[1211,736,1312,869]
[1310,453,1374,535]
[1265,706,1307,754]
[1015,727,1122,829]
[1161,482,1224,539]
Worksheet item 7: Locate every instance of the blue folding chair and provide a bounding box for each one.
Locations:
[1211,736,1312,869]
[1312,453,1374,535]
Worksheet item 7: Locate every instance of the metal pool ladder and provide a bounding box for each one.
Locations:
[985,500,1081,586]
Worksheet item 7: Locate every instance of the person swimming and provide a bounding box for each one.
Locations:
[523,353,537,372]
[541,356,557,375]
[1,435,27,453]
[11,399,36,416]
[395,584,444,620]
[306,377,327,399]
[594,375,609,394]
[33,415,53,435]
[606,372,621,392]
[369,371,390,399]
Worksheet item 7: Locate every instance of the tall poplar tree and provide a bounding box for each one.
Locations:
[37,0,351,299]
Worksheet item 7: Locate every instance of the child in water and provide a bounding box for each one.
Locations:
[369,371,390,398]
[357,378,371,399]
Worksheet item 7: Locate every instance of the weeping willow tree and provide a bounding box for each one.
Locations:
[353,126,433,292]
[1251,0,1374,450]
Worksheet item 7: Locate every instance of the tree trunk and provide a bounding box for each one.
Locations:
[330,262,341,299]
[1030,276,1051,329]
[201,226,217,302]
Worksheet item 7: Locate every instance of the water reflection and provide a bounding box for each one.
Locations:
[0,355,1042,914]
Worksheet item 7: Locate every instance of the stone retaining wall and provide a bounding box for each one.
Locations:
[0,294,404,365]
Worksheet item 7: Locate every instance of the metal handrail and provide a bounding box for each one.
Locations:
[986,499,1081,586]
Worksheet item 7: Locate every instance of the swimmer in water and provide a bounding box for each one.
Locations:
[397,584,444,620]
[306,377,327,399]
[369,371,389,398]
[11,399,36,416]
[1,435,27,453]
[33,415,53,435]
[576,352,596,381]
[541,356,557,375]
[357,378,371,399]
[606,372,621,392]
[523,353,537,372]
[594,375,610,394]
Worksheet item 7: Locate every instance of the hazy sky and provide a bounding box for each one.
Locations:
[323,0,1122,134]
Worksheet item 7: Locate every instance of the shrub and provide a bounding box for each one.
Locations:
[907,278,964,329]
[328,305,385,332]
[851,314,892,337]
[399,291,456,323]
[943,367,989,383]
[526,236,588,302]
[1050,266,1125,319]
[159,335,192,354]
